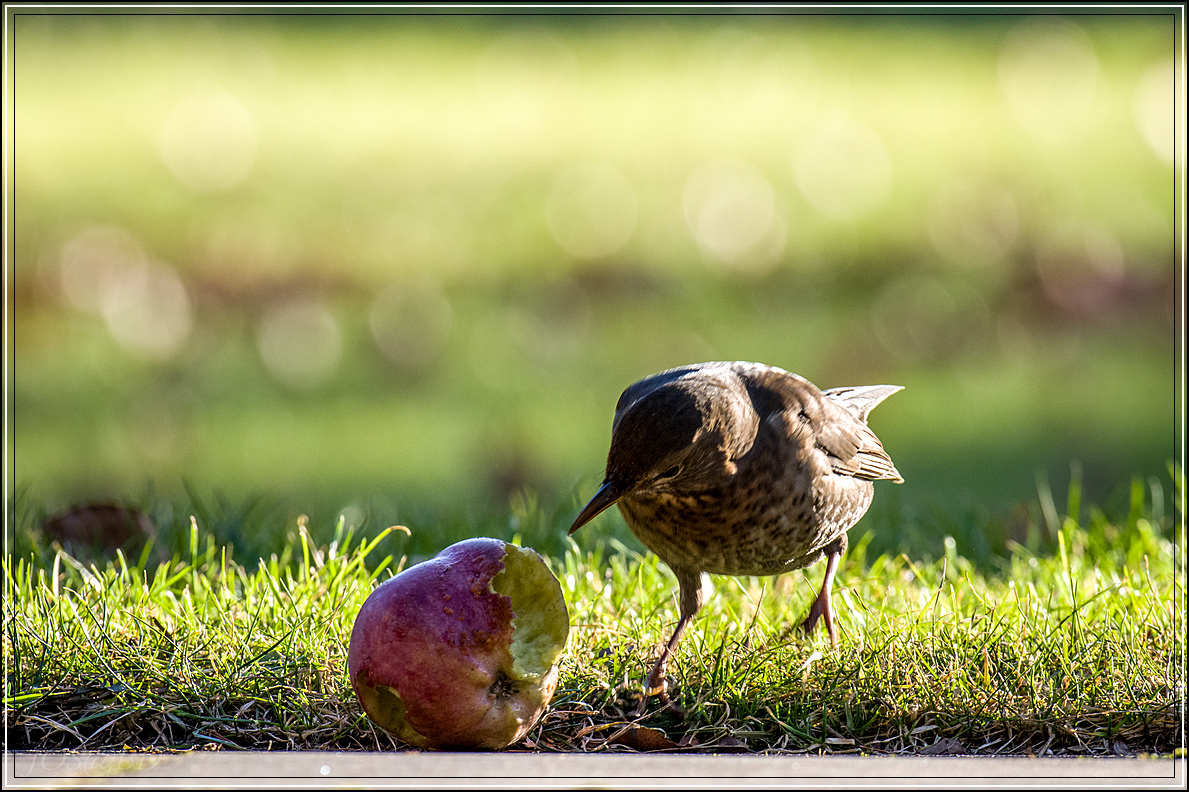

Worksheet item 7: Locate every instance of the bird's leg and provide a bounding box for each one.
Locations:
[638,569,702,714]
[800,534,847,646]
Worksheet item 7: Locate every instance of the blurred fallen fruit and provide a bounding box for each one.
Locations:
[43,502,157,560]
[348,537,569,750]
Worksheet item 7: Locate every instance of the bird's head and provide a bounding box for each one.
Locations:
[568,366,758,535]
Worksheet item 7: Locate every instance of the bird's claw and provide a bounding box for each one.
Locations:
[635,665,690,716]
[633,684,687,717]
[633,678,667,716]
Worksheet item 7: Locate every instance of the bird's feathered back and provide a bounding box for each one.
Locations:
[730,363,903,484]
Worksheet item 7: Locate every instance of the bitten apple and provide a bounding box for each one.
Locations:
[348,537,569,750]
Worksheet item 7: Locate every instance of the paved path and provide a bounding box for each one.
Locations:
[6,751,1184,789]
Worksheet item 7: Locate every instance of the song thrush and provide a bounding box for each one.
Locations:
[569,361,902,707]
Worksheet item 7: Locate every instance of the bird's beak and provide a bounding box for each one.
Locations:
[568,480,623,535]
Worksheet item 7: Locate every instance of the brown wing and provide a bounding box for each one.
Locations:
[735,363,903,484]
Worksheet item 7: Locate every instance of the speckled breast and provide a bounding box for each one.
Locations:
[617,461,875,577]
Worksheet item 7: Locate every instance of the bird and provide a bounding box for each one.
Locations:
[568,361,902,708]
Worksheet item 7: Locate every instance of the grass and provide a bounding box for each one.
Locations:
[4,467,1183,756]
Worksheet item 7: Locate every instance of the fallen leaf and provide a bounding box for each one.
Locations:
[608,726,680,751]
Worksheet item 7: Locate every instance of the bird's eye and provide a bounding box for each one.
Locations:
[658,465,681,480]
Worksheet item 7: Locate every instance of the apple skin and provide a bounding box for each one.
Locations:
[348,537,568,750]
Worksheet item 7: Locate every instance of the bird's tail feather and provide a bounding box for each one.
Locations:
[822,385,903,424]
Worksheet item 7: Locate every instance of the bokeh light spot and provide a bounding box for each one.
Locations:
[58,225,148,315]
[1134,58,1177,165]
[368,281,453,369]
[545,163,639,259]
[57,225,194,360]
[102,263,194,360]
[159,91,257,192]
[683,159,783,271]
[794,117,893,221]
[998,17,1098,142]
[256,300,343,390]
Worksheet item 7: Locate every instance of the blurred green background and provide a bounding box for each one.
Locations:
[9,12,1180,562]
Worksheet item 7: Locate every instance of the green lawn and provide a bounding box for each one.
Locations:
[5,470,1182,755]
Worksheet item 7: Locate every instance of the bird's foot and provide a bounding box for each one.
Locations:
[800,608,822,636]
[633,678,667,716]
[633,672,687,717]
[633,685,686,718]
[799,614,839,647]
[800,588,839,646]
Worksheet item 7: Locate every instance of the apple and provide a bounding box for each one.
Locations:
[348,537,570,750]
